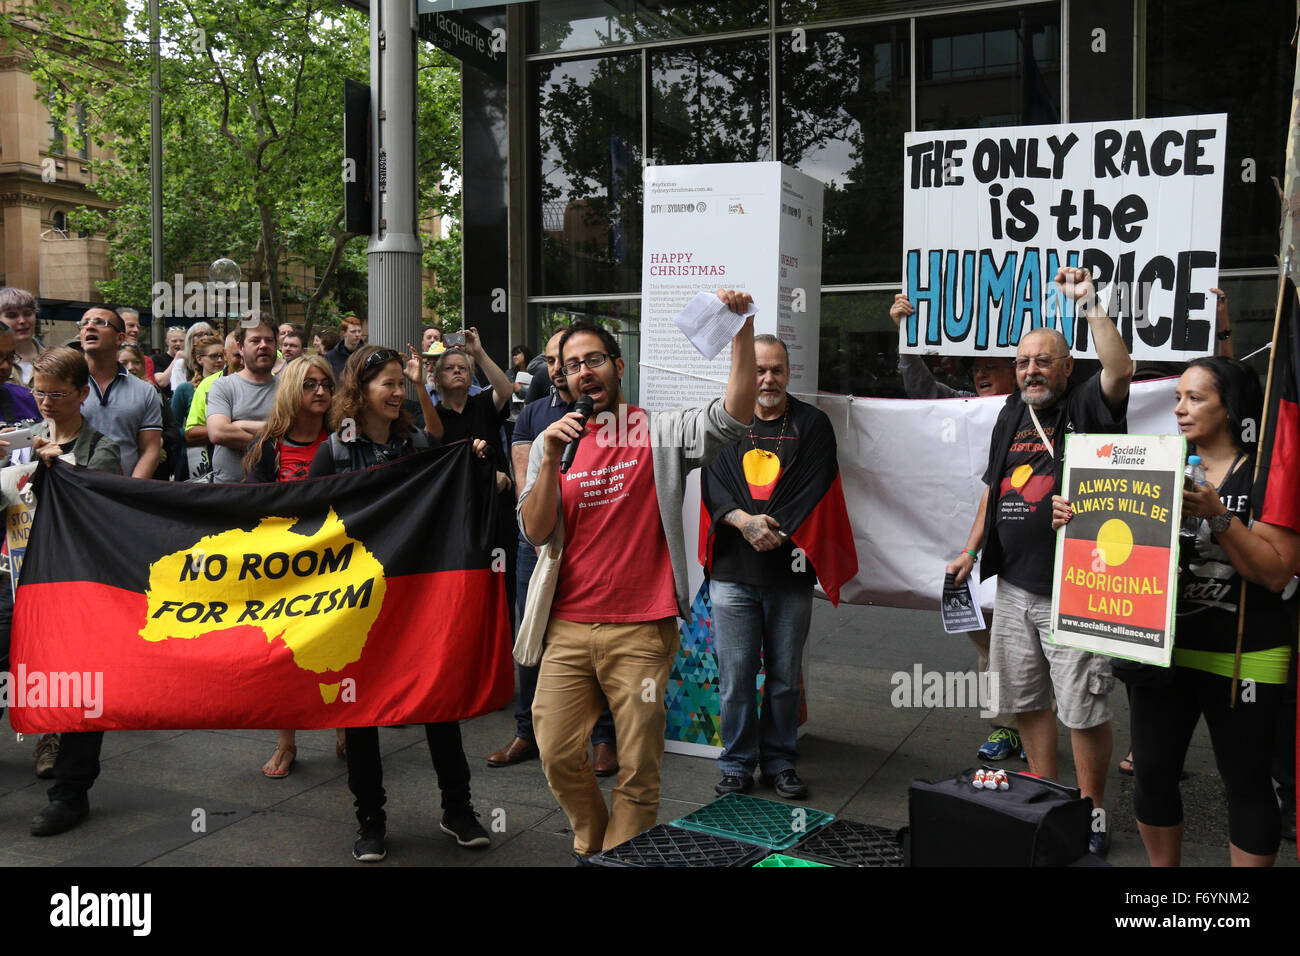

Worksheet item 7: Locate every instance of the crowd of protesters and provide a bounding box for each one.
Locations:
[0,279,1295,869]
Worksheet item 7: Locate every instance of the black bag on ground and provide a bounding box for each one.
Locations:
[908,768,1093,866]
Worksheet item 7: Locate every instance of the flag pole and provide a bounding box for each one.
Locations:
[1232,4,1300,707]
[1232,268,1292,708]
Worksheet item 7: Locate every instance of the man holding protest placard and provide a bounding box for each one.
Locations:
[946,266,1133,856]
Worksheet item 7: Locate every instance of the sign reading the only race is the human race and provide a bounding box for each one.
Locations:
[1050,434,1186,666]
[901,115,1226,361]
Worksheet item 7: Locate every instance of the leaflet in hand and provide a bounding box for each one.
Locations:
[941,572,985,634]
[672,291,758,360]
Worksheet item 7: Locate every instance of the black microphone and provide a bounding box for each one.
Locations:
[560,395,596,474]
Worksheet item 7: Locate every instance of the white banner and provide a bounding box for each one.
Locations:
[682,377,1181,613]
[901,115,1226,361]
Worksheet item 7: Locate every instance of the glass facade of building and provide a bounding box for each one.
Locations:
[517,0,1294,400]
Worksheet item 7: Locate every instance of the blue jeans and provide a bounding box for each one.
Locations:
[515,538,614,746]
[709,579,813,777]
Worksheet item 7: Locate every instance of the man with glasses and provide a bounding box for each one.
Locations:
[945,266,1133,857]
[78,307,163,478]
[518,290,757,860]
[488,325,620,776]
[206,318,278,483]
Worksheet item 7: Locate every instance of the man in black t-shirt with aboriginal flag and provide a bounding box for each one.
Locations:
[946,267,1133,856]
[700,334,857,801]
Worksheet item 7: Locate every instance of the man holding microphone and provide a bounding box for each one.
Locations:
[518,289,757,861]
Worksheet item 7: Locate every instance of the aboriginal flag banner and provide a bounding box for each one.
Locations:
[10,442,513,733]
[1257,277,1300,536]
[699,395,858,604]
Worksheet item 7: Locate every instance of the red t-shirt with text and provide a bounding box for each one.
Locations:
[552,406,678,623]
[279,433,328,482]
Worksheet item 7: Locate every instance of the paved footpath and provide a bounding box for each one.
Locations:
[0,603,1292,867]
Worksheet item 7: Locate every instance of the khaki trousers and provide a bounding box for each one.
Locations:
[533,616,678,856]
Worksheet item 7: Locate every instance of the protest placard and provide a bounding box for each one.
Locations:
[901,115,1226,361]
[1050,434,1185,665]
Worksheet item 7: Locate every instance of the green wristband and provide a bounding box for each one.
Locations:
[964,549,979,562]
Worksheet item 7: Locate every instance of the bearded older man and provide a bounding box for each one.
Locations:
[946,266,1134,857]
[700,333,848,801]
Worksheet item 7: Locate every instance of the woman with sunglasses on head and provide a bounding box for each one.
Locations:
[241,355,344,776]
[308,344,493,862]
[1053,357,1300,866]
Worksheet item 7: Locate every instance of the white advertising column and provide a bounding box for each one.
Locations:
[639,162,824,411]
[639,162,824,758]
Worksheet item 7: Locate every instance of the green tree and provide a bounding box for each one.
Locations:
[2,0,463,340]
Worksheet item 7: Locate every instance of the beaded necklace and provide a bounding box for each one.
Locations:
[748,405,789,462]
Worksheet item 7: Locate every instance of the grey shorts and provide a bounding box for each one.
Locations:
[988,579,1113,730]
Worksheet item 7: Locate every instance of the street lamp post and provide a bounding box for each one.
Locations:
[367,0,423,353]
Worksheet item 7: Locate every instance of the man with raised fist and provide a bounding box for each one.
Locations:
[945,266,1133,857]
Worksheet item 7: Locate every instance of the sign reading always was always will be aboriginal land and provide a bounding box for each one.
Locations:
[901,115,1226,361]
[1051,434,1186,666]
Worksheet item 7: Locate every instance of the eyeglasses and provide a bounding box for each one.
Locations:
[560,353,613,376]
[1015,354,1065,372]
[202,352,225,363]
[302,378,335,393]
[362,348,401,373]
[32,389,73,401]
[167,326,186,333]
[78,316,125,331]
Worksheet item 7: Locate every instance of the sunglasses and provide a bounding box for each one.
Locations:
[362,348,402,373]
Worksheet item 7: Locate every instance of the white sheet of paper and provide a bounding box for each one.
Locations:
[672,292,758,360]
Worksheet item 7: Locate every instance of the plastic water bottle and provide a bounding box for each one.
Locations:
[1182,455,1206,536]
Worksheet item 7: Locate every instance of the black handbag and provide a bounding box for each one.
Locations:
[908,768,1093,866]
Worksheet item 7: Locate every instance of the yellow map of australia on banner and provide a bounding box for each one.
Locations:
[139,508,388,703]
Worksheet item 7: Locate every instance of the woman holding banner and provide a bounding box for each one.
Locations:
[1053,357,1300,865]
[24,347,122,834]
[242,354,344,777]
[308,344,494,863]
